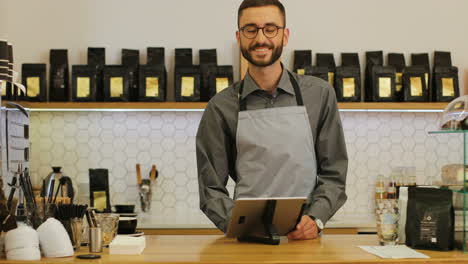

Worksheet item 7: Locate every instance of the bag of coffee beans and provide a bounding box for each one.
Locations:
[200,49,217,65]
[406,187,454,251]
[139,47,167,102]
[433,66,459,102]
[341,53,360,67]
[434,51,452,67]
[22,64,47,102]
[316,53,335,87]
[122,49,139,101]
[335,53,361,102]
[49,49,70,101]
[371,66,396,102]
[139,65,166,102]
[294,50,312,75]
[364,51,383,102]
[207,65,233,99]
[72,65,97,102]
[175,48,193,67]
[89,169,111,213]
[432,51,458,102]
[411,53,431,101]
[335,67,361,102]
[403,66,429,102]
[200,49,217,102]
[87,47,105,101]
[174,65,200,102]
[103,66,130,102]
[388,53,406,102]
[147,47,165,65]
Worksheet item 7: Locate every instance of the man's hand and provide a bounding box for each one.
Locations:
[287,215,319,240]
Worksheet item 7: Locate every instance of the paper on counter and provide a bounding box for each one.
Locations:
[358,245,429,259]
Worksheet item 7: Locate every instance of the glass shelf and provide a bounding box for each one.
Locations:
[429,130,468,135]
[429,130,467,252]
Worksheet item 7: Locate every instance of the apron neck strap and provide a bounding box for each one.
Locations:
[239,71,304,111]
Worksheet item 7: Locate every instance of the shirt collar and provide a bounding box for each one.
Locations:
[241,66,295,99]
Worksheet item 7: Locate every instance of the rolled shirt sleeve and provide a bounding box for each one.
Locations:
[196,101,235,233]
[306,84,348,225]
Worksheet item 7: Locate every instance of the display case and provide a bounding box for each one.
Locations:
[428,130,467,252]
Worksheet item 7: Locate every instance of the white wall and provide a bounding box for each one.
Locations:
[1,0,468,98]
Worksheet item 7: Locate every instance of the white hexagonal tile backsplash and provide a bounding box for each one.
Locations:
[29,111,463,226]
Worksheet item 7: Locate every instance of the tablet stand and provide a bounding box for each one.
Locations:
[238,200,280,245]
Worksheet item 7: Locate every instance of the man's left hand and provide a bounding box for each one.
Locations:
[287,215,319,240]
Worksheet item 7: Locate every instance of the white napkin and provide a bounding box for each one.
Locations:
[109,235,146,255]
[37,218,74,258]
[5,226,41,261]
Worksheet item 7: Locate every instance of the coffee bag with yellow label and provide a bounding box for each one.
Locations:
[72,65,97,102]
[21,63,47,102]
[103,65,130,102]
[294,50,312,75]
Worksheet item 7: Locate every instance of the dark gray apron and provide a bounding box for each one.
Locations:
[234,71,317,199]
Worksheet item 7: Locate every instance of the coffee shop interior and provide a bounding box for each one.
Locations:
[1,0,468,262]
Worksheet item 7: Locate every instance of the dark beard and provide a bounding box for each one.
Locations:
[241,40,283,67]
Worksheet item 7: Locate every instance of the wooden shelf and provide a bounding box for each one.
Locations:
[2,101,448,111]
[3,101,208,110]
[338,102,448,110]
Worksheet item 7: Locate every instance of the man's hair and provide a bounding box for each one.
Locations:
[237,0,286,28]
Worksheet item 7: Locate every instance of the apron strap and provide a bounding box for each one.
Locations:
[239,71,304,111]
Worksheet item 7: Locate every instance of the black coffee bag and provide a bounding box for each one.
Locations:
[294,50,312,75]
[139,64,166,102]
[433,66,459,102]
[335,66,361,102]
[175,48,193,67]
[200,49,217,65]
[174,65,200,102]
[49,49,70,101]
[341,53,360,67]
[22,64,47,102]
[87,47,105,101]
[403,66,429,102]
[122,49,139,102]
[139,47,167,102]
[200,49,218,102]
[371,66,396,102]
[411,53,431,101]
[316,53,335,87]
[364,51,383,102]
[388,53,406,102]
[432,51,458,102]
[434,51,452,68]
[89,169,111,213]
[72,65,97,102]
[147,47,165,66]
[103,65,130,102]
[207,65,233,99]
[406,187,454,251]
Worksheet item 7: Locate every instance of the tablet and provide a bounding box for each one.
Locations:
[225,197,307,238]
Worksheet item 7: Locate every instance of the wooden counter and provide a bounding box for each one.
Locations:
[5,235,468,264]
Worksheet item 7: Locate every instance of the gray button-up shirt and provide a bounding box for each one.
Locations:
[196,68,348,232]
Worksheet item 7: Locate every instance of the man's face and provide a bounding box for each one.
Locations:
[237,6,289,67]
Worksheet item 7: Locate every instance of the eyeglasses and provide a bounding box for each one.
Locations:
[239,25,284,39]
